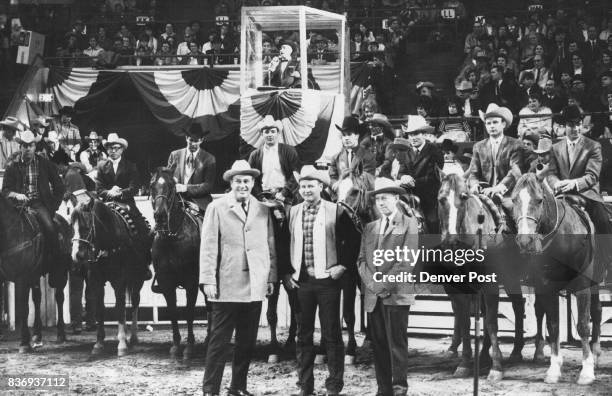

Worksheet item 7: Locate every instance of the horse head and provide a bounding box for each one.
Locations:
[337,164,376,223]
[511,173,552,254]
[437,173,477,247]
[150,167,177,232]
[70,193,97,264]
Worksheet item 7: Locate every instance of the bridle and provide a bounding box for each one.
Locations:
[71,209,101,263]
[152,179,183,238]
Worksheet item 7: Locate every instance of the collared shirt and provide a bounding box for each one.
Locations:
[184,149,199,184]
[379,210,398,234]
[262,144,286,190]
[56,123,81,153]
[414,141,426,154]
[567,137,581,164]
[302,199,322,271]
[111,157,121,174]
[18,154,39,200]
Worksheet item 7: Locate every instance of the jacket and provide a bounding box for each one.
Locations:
[95,157,140,206]
[466,135,523,193]
[329,146,376,188]
[248,143,300,203]
[167,148,216,212]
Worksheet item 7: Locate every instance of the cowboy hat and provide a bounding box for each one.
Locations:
[297,165,330,186]
[335,116,360,135]
[186,122,209,139]
[15,129,42,145]
[401,115,435,135]
[388,137,411,151]
[31,115,53,127]
[366,113,393,130]
[315,159,331,170]
[0,116,24,131]
[440,139,459,153]
[479,103,513,126]
[367,177,405,197]
[257,115,283,133]
[560,105,582,123]
[533,137,553,154]
[84,131,103,141]
[104,133,128,149]
[222,160,261,182]
[45,130,60,145]
[522,130,540,147]
[455,80,473,91]
[416,81,435,91]
[58,106,75,117]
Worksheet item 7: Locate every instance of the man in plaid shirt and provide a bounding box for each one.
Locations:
[286,166,361,396]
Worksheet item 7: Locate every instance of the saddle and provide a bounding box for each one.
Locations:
[477,194,509,234]
[105,201,151,238]
[558,193,587,208]
[398,193,426,233]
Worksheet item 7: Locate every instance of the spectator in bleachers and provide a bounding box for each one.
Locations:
[70,19,88,50]
[520,32,540,69]
[567,93,593,132]
[84,36,105,60]
[357,23,376,44]
[583,25,604,63]
[182,41,203,65]
[308,34,336,64]
[600,20,612,42]
[570,52,594,83]
[190,20,204,46]
[558,69,574,97]
[96,27,113,52]
[606,35,612,53]
[519,54,550,90]
[219,24,236,55]
[517,92,552,139]
[116,24,135,47]
[351,31,366,60]
[161,23,176,43]
[543,79,567,113]
[550,29,569,76]
[134,36,154,66]
[480,64,520,112]
[518,71,541,104]
[495,53,518,80]
[437,96,471,142]
[155,41,177,66]
[416,81,443,117]
[177,30,195,61]
[136,24,158,54]
[455,80,481,118]
[464,22,485,54]
[359,99,378,125]
[595,50,612,77]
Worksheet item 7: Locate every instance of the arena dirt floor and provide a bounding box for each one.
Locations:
[1,325,612,395]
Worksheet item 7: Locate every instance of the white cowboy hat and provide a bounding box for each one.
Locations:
[367,177,405,197]
[455,80,473,91]
[401,115,435,134]
[222,160,261,182]
[31,115,53,127]
[45,130,60,145]
[479,103,513,126]
[533,138,553,154]
[0,116,24,131]
[297,165,330,186]
[257,115,283,133]
[85,131,103,141]
[104,133,128,149]
[15,129,42,145]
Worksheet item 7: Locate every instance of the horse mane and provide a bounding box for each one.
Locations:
[511,173,543,202]
[150,167,175,185]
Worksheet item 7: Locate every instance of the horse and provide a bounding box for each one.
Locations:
[149,168,201,361]
[70,193,147,356]
[436,173,526,381]
[0,194,71,352]
[511,173,604,384]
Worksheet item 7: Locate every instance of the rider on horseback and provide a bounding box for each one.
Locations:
[467,103,524,229]
[2,129,65,267]
[166,123,216,213]
[95,133,152,280]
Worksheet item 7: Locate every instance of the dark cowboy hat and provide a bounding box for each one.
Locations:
[335,116,360,135]
[58,106,75,117]
[440,139,459,153]
[186,122,209,139]
[560,105,582,123]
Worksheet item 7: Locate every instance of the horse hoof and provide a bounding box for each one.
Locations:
[32,340,43,349]
[91,343,104,355]
[453,366,470,378]
[129,335,139,345]
[442,349,458,359]
[56,334,66,344]
[183,347,193,361]
[508,352,523,364]
[169,345,180,358]
[545,374,560,384]
[314,354,326,364]
[533,353,546,364]
[117,347,128,357]
[19,345,32,354]
[344,355,355,365]
[487,370,503,382]
[268,354,279,364]
[577,373,595,385]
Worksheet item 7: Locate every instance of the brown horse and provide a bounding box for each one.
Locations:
[0,194,71,352]
[70,193,147,356]
[512,173,603,384]
[149,168,201,361]
[436,173,526,381]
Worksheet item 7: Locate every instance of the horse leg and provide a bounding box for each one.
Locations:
[342,274,357,364]
[508,292,525,363]
[183,284,198,362]
[164,288,181,359]
[55,285,66,343]
[590,291,602,367]
[15,280,32,353]
[113,280,128,356]
[576,289,595,385]
[129,280,143,346]
[534,293,547,363]
[266,281,281,363]
[446,294,460,358]
[484,291,504,382]
[31,280,43,348]
[543,292,562,383]
[452,293,472,378]
[91,272,106,355]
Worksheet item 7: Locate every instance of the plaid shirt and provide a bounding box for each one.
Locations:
[20,154,40,200]
[301,199,321,271]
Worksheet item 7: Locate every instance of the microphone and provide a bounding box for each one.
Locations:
[536,163,544,171]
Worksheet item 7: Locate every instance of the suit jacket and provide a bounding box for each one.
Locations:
[519,67,550,89]
[329,146,376,187]
[546,137,603,202]
[543,93,567,113]
[467,135,523,193]
[167,148,216,212]
[248,143,300,203]
[480,79,521,113]
[265,59,301,88]
[199,193,277,302]
[95,157,140,206]
[2,153,65,213]
[599,137,612,195]
[357,212,418,312]
[359,135,393,168]
[582,39,604,62]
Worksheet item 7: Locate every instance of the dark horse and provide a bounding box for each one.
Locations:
[149,168,201,361]
[512,173,603,384]
[436,173,526,381]
[70,193,147,356]
[0,194,71,352]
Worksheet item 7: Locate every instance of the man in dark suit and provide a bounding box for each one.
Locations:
[248,115,301,205]
[2,130,65,263]
[357,177,418,396]
[480,65,521,113]
[582,26,604,63]
[265,41,301,88]
[167,124,216,212]
[329,116,376,194]
[467,104,523,221]
[95,133,152,280]
[545,106,612,236]
[359,114,395,171]
[542,79,567,114]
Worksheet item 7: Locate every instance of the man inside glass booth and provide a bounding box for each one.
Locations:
[265,40,301,88]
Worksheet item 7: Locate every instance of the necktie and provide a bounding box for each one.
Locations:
[187,154,194,167]
[347,150,353,165]
[535,68,540,84]
[241,201,248,216]
[383,217,390,234]
[568,142,576,167]
[492,140,499,185]
[391,158,400,180]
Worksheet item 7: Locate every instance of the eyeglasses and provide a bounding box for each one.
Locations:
[108,145,123,151]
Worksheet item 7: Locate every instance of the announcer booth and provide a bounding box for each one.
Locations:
[239,6,348,164]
